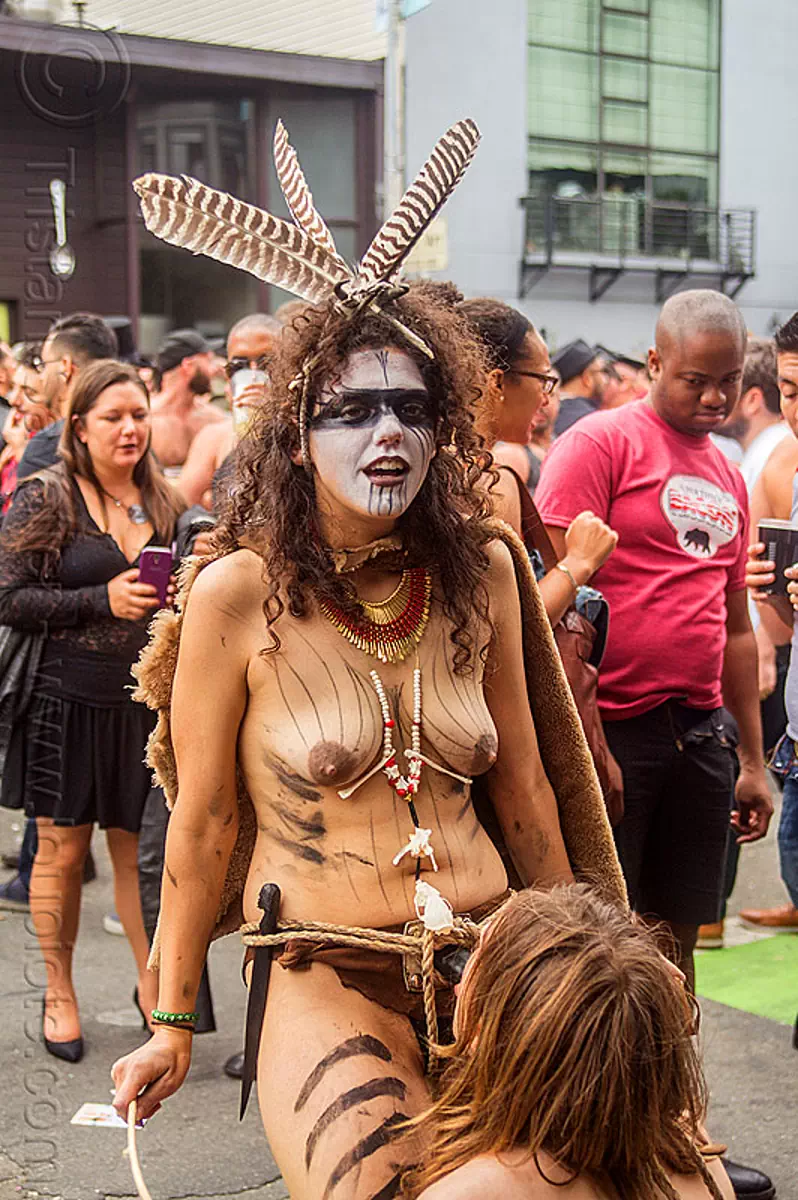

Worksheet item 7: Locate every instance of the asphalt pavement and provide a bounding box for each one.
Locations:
[0,791,795,1200]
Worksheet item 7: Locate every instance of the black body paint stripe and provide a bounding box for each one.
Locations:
[273,663,310,749]
[340,845,360,901]
[418,706,472,752]
[295,630,345,743]
[349,666,365,747]
[270,803,325,839]
[370,1172,404,1199]
[295,1035,393,1113]
[390,791,413,908]
[369,811,391,909]
[271,828,325,865]
[340,850,373,867]
[282,658,325,739]
[268,760,322,803]
[344,662,380,750]
[304,1077,407,1169]
[456,794,472,822]
[426,785,459,906]
[375,349,390,386]
[443,640,483,726]
[385,682,404,728]
[431,650,479,741]
[322,1113,407,1200]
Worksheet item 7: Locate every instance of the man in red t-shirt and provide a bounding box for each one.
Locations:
[536,290,773,991]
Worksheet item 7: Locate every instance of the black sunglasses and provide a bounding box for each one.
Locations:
[509,369,559,395]
[225,355,271,379]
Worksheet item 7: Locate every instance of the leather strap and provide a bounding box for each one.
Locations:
[239,882,281,1120]
[498,465,559,573]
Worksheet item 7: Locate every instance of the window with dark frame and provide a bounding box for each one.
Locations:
[526,0,721,260]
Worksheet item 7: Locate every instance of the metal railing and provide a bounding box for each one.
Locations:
[523,195,756,274]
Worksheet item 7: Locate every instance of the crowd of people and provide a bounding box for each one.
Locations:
[0,282,793,1199]
[1,120,796,1197]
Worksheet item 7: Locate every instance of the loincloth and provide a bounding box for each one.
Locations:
[243,889,511,1043]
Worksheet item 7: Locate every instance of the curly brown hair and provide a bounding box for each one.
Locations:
[403,885,726,1200]
[215,281,497,672]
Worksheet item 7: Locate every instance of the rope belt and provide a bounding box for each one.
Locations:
[240,915,481,1050]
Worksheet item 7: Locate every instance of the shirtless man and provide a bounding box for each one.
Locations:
[150,329,227,470]
[111,284,621,1199]
[178,314,281,508]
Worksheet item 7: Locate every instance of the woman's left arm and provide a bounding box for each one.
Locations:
[483,540,573,888]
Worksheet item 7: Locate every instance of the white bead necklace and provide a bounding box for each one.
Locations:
[337,661,473,881]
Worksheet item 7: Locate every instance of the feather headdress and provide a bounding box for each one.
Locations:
[133,116,480,461]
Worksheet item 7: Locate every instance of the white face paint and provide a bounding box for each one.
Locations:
[308,347,436,523]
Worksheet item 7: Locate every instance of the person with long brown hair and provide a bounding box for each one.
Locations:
[0,359,185,1062]
[406,885,733,1200]
[458,298,617,627]
[110,118,624,1197]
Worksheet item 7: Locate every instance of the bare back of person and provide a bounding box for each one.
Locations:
[418,1149,734,1200]
[150,396,227,469]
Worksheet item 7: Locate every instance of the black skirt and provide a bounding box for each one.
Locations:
[10,691,156,831]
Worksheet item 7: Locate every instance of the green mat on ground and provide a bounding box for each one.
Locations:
[696,934,798,1026]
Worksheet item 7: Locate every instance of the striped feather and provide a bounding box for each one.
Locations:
[133,173,350,304]
[273,120,349,272]
[357,118,480,286]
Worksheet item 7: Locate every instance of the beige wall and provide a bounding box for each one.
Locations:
[82,0,386,60]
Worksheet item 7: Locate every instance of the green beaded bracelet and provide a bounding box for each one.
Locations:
[151,1008,199,1026]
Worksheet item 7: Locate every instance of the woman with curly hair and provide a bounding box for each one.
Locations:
[111,119,624,1198]
[408,885,733,1200]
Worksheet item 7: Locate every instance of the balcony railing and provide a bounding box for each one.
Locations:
[520,194,756,300]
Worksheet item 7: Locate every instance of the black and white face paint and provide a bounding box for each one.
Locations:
[309,348,436,521]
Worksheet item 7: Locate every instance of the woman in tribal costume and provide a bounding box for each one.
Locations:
[111,120,625,1199]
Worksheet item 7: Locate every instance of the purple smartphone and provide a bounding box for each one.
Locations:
[137,546,173,608]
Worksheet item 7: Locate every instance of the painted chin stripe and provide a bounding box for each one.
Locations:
[294,1035,393,1113]
[322,1113,407,1200]
[305,1076,407,1170]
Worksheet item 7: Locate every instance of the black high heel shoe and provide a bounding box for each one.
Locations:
[133,987,153,1035]
[41,997,84,1064]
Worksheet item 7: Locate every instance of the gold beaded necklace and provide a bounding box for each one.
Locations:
[317,566,432,664]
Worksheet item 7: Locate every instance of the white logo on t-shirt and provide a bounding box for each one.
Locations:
[660,474,739,558]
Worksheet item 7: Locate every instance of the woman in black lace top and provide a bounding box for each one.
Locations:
[0,360,184,1060]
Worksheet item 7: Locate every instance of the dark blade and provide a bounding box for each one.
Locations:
[240,882,281,1120]
[434,944,472,986]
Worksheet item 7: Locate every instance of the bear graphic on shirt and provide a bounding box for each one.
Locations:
[660,474,739,559]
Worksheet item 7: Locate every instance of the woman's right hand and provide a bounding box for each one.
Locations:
[746,542,777,600]
[111,1029,192,1123]
[562,509,618,585]
[107,568,161,621]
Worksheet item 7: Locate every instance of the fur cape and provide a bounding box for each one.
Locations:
[133,519,627,956]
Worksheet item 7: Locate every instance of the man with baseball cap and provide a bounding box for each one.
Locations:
[150,329,226,470]
[552,338,613,436]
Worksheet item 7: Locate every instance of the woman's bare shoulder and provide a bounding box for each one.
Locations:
[417,1152,576,1200]
[418,1152,732,1200]
[482,534,520,590]
[183,548,266,626]
[480,464,523,534]
[417,1156,517,1199]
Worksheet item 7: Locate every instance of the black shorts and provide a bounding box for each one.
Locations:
[603,701,736,927]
